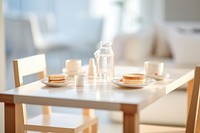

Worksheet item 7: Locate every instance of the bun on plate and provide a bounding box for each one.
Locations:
[122,73,146,84]
[48,74,66,83]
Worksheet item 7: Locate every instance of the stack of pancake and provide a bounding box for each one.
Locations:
[121,73,146,85]
[48,74,66,83]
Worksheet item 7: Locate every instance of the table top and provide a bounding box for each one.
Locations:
[0,66,194,111]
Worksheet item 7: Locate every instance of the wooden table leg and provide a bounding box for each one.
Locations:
[83,108,94,117]
[83,108,95,133]
[123,111,139,133]
[5,103,15,133]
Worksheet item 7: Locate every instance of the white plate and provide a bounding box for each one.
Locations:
[147,73,170,80]
[112,78,156,88]
[41,78,72,87]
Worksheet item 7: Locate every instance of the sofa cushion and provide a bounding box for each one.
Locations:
[124,31,154,62]
[154,23,172,57]
[113,34,131,62]
[169,28,200,66]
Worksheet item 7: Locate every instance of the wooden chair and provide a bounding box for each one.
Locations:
[13,54,98,133]
[141,66,200,133]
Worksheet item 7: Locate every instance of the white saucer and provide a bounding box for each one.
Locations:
[62,68,86,76]
[146,73,170,80]
[112,78,156,88]
[41,78,72,87]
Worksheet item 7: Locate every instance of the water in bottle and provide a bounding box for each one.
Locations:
[94,41,114,80]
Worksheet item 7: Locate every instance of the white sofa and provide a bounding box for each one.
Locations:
[110,22,200,126]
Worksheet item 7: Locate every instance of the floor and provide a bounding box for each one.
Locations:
[5,47,123,133]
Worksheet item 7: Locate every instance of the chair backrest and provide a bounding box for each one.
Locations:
[13,54,51,129]
[186,66,200,133]
[13,54,47,87]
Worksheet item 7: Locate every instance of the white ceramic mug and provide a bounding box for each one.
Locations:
[66,59,81,73]
[144,61,164,76]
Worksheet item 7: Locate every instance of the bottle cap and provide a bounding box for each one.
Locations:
[100,41,112,47]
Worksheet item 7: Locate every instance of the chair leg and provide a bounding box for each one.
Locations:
[16,104,26,133]
[91,123,98,133]
[83,127,90,133]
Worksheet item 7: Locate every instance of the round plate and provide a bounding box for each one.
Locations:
[41,78,72,87]
[112,78,156,88]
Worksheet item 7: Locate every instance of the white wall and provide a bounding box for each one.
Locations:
[165,0,200,21]
[140,0,200,29]
[0,0,5,132]
[140,0,165,30]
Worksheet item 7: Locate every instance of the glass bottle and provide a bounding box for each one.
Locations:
[94,41,114,80]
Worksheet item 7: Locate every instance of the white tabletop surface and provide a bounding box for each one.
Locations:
[1,66,194,111]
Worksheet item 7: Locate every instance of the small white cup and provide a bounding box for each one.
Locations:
[75,74,85,87]
[66,59,81,73]
[144,61,164,76]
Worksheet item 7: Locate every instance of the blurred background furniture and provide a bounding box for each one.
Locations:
[26,13,71,52]
[5,13,70,55]
[13,54,98,133]
[111,22,200,127]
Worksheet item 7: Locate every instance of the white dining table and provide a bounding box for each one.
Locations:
[0,66,194,133]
